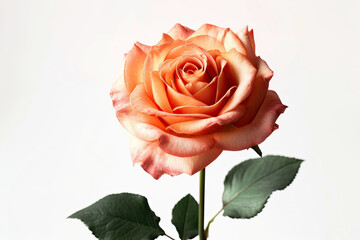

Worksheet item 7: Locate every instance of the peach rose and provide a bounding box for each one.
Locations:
[110,24,286,179]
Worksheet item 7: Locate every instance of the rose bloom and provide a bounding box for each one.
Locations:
[110,24,286,179]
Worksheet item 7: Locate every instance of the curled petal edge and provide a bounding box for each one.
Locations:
[167,23,195,40]
[213,90,287,151]
[130,136,222,179]
[112,85,217,158]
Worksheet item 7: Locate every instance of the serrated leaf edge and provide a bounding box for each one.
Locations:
[223,156,303,219]
[70,210,165,234]
[68,193,165,239]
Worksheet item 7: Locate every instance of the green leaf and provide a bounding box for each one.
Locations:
[222,155,303,219]
[171,194,199,240]
[250,145,262,157]
[69,193,165,240]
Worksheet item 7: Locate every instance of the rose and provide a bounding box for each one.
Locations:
[110,24,286,179]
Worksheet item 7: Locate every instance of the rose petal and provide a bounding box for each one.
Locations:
[135,41,151,53]
[167,106,246,135]
[217,49,257,115]
[213,90,287,150]
[111,89,166,140]
[131,84,211,119]
[234,57,273,127]
[166,44,218,77]
[130,136,222,179]
[222,28,247,55]
[182,62,198,72]
[192,76,218,105]
[158,134,216,157]
[159,59,184,93]
[166,44,203,59]
[167,83,208,109]
[144,40,184,99]
[124,42,150,92]
[189,24,247,56]
[177,55,207,83]
[113,84,216,156]
[186,81,208,95]
[256,56,274,81]
[161,116,201,125]
[186,35,226,52]
[167,23,195,40]
[157,33,174,45]
[189,24,226,41]
[215,57,233,102]
[248,29,255,53]
[127,124,217,158]
[236,26,257,66]
[173,86,237,115]
[174,73,192,96]
[151,71,172,113]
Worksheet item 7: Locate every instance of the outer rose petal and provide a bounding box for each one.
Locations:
[189,24,247,55]
[124,42,150,92]
[111,60,166,133]
[157,33,175,46]
[158,133,216,157]
[130,136,222,179]
[112,80,217,159]
[111,89,166,138]
[234,57,273,127]
[186,35,225,52]
[167,106,246,135]
[189,24,227,41]
[167,23,195,40]
[236,26,257,66]
[213,90,287,150]
[116,105,216,157]
[221,28,247,55]
[248,29,255,53]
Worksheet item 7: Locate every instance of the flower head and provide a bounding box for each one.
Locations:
[111,24,286,179]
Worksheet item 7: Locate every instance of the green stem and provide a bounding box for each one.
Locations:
[199,168,206,240]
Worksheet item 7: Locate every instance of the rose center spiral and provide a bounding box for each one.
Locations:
[177,54,210,85]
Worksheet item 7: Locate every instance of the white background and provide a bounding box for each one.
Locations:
[1,0,360,239]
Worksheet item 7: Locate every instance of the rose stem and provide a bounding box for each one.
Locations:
[199,168,206,240]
